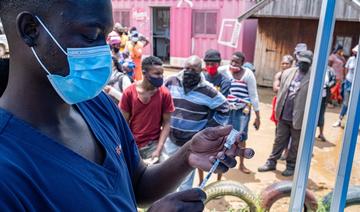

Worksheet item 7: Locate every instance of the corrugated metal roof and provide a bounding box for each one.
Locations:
[253,0,360,22]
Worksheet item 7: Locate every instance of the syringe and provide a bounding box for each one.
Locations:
[199,129,255,189]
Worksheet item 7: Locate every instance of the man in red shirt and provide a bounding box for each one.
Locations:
[120,56,175,161]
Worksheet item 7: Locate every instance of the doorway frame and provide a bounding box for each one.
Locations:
[151,6,171,63]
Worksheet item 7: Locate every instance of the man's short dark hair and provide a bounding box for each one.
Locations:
[233,51,245,63]
[333,43,344,54]
[0,1,39,19]
[129,27,137,33]
[142,56,163,72]
[0,0,55,35]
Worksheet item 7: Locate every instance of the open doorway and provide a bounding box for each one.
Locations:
[152,7,170,62]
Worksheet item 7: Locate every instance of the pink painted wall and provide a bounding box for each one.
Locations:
[191,0,242,61]
[112,0,258,64]
[170,7,192,57]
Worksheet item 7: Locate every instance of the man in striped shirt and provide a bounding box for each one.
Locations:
[162,55,230,191]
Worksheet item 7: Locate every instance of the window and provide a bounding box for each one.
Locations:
[113,10,130,28]
[192,11,217,35]
[335,36,353,56]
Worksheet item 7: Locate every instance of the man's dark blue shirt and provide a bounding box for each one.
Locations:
[0,93,140,211]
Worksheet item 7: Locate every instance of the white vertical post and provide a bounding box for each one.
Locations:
[330,42,360,212]
[289,0,337,211]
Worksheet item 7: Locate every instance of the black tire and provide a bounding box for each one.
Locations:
[321,186,360,211]
[203,180,258,212]
[258,181,318,212]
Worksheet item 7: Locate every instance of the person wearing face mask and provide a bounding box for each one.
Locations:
[227,52,261,174]
[198,49,231,182]
[258,50,313,177]
[0,1,249,211]
[163,55,230,191]
[120,56,174,161]
[129,26,150,48]
[272,45,307,162]
[126,31,143,81]
[203,49,231,97]
[107,31,122,57]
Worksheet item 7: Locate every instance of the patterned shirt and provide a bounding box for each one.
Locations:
[165,71,229,146]
[226,68,260,111]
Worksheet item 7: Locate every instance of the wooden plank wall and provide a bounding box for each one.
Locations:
[254,0,360,21]
[254,18,360,87]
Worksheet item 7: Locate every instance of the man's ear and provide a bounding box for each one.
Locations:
[16,12,39,47]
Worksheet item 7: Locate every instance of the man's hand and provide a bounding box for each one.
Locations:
[188,125,245,174]
[253,117,260,131]
[104,85,111,93]
[151,148,162,159]
[147,188,206,212]
[132,126,254,206]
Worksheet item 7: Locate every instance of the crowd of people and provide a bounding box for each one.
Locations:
[105,29,357,182]
[103,24,150,103]
[105,29,358,182]
[258,43,358,176]
[105,23,261,188]
[332,45,359,128]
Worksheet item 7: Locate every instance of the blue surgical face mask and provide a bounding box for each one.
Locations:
[30,16,112,105]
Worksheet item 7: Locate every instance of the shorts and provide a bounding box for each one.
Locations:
[228,109,251,141]
[138,141,158,160]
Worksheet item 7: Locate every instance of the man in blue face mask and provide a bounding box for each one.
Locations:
[0,1,248,211]
[120,56,174,162]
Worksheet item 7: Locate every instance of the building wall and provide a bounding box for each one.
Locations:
[112,0,258,66]
[190,0,245,60]
[254,18,360,87]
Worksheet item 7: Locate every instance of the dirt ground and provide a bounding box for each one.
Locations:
[164,69,360,211]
